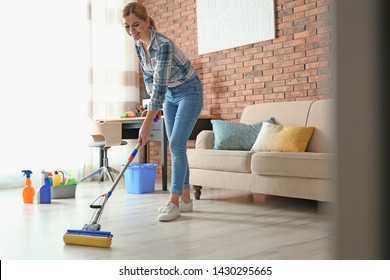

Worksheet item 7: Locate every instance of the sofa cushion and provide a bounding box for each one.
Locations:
[187,149,254,173]
[251,122,314,152]
[211,118,275,151]
[251,152,334,179]
[240,100,314,126]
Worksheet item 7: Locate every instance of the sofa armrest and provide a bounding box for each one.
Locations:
[195,130,214,149]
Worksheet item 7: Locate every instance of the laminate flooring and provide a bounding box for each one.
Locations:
[0,179,334,260]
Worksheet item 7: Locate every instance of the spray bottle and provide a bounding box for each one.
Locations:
[37,171,51,204]
[22,170,35,203]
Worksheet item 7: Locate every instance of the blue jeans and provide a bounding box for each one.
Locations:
[163,76,203,195]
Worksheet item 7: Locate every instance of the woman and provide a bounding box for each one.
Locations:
[122,2,203,222]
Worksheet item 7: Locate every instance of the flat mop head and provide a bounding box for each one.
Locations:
[63,229,113,248]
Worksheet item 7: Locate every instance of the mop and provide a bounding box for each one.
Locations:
[63,143,141,248]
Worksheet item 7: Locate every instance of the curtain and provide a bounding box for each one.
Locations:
[83,0,140,177]
[0,1,89,189]
[0,0,139,188]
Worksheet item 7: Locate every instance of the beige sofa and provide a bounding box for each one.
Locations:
[187,99,335,202]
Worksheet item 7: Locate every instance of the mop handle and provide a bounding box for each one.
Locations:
[107,143,140,195]
[91,114,159,223]
[107,113,159,195]
[90,144,140,225]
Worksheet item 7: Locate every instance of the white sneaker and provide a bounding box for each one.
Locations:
[158,202,181,222]
[158,198,193,214]
[179,198,193,212]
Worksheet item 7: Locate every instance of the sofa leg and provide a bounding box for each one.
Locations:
[193,185,202,200]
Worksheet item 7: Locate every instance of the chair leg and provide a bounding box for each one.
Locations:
[107,166,120,174]
[80,146,120,184]
[79,167,105,183]
[104,166,115,183]
[102,147,116,182]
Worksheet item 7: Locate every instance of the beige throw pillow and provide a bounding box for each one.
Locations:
[251,122,315,152]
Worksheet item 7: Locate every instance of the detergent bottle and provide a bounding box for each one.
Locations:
[22,170,35,203]
[53,171,61,187]
[37,171,51,204]
[58,171,65,184]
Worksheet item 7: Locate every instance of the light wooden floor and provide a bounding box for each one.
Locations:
[0,179,335,260]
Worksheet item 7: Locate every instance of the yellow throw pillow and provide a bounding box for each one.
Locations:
[251,122,315,152]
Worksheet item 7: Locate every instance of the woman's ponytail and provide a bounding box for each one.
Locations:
[149,16,156,29]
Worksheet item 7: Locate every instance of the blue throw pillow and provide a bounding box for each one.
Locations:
[211,118,275,150]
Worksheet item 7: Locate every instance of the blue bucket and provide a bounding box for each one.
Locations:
[123,163,157,194]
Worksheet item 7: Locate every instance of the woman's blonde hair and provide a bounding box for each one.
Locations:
[122,2,156,29]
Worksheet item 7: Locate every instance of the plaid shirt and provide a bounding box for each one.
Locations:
[135,28,197,111]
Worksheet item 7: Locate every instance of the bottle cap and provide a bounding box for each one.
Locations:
[21,170,33,178]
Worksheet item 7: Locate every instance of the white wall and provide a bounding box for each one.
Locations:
[196,0,275,54]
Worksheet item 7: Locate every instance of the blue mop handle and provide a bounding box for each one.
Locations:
[108,143,140,194]
[107,114,158,195]
[89,115,159,225]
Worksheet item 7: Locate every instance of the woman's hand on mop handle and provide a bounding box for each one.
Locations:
[137,110,161,147]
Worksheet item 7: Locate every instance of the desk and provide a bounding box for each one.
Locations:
[97,117,168,191]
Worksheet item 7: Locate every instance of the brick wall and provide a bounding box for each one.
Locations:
[138,0,334,178]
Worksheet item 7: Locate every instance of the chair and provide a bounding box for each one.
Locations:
[79,121,127,183]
